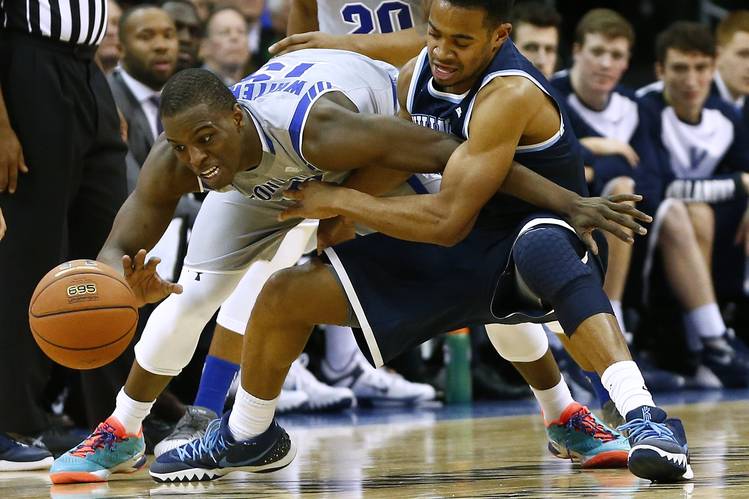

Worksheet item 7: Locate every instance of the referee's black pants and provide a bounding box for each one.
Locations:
[0,32,127,434]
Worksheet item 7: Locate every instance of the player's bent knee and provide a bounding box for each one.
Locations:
[485,323,548,363]
[514,227,613,335]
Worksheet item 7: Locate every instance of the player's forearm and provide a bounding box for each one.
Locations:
[331,188,469,246]
[499,162,579,218]
[286,0,317,35]
[341,166,413,196]
[343,29,425,67]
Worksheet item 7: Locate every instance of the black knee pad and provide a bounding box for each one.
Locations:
[514,227,613,334]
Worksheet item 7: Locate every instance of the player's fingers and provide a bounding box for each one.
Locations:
[122,255,134,277]
[144,257,161,273]
[607,193,642,204]
[602,208,646,235]
[282,188,302,201]
[133,249,148,270]
[167,282,183,295]
[598,216,636,243]
[7,163,17,194]
[580,232,598,255]
[0,162,7,192]
[18,148,28,173]
[268,33,310,54]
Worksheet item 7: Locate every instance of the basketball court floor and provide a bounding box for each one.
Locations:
[4,390,749,498]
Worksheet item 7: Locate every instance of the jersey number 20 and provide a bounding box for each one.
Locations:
[341,1,414,34]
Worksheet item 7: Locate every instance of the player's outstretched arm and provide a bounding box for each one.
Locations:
[98,140,197,305]
[303,93,460,174]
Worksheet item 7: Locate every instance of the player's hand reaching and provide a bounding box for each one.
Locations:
[122,249,183,307]
[0,122,29,193]
[566,193,652,255]
[279,181,342,222]
[316,216,356,254]
[269,32,343,56]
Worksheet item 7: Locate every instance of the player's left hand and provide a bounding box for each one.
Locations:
[734,207,749,256]
[269,31,343,56]
[567,193,652,255]
[280,181,342,222]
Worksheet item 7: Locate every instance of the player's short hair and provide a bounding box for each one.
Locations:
[512,2,561,31]
[656,21,715,64]
[444,0,515,27]
[160,68,237,119]
[716,10,749,47]
[574,8,634,48]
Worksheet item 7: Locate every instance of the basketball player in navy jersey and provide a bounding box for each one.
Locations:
[150,0,692,484]
[635,22,749,388]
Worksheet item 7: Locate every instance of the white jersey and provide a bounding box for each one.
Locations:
[318,0,424,35]
[212,49,399,202]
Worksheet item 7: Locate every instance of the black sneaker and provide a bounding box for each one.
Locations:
[702,335,749,388]
[619,406,692,482]
[0,432,53,471]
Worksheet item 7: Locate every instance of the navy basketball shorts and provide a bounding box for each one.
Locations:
[324,213,602,368]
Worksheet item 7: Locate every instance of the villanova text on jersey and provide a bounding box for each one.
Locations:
[406,40,589,228]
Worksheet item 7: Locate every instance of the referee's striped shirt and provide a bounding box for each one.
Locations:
[0,0,108,46]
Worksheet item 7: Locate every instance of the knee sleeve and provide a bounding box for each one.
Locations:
[217,222,317,333]
[485,323,548,363]
[514,227,613,335]
[134,269,243,376]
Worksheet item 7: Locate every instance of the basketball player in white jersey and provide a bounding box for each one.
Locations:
[49,48,647,483]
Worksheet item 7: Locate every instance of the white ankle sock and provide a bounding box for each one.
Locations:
[531,378,574,423]
[684,303,725,340]
[111,389,155,434]
[228,386,278,441]
[601,361,655,417]
[324,325,359,371]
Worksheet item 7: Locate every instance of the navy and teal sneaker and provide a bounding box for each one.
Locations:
[50,417,146,483]
[149,411,296,482]
[619,406,693,482]
[546,402,630,468]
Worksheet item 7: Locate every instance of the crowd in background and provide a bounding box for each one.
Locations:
[2,0,749,465]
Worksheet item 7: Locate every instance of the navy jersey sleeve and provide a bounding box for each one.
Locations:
[631,98,672,215]
[722,104,749,173]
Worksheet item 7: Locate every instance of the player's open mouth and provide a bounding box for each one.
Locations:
[200,166,220,179]
[433,63,457,79]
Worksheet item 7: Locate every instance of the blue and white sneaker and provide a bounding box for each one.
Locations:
[0,432,53,471]
[149,411,296,482]
[619,406,693,482]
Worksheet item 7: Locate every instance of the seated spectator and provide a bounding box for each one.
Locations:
[635,21,749,388]
[512,1,561,80]
[96,0,123,74]
[200,6,250,84]
[161,0,204,72]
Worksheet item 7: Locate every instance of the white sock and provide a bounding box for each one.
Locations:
[228,386,278,440]
[324,325,359,371]
[111,389,155,434]
[684,303,725,340]
[610,300,627,334]
[531,378,574,423]
[601,361,655,418]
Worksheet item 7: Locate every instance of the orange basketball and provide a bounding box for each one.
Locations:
[28,259,139,370]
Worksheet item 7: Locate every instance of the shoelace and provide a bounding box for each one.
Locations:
[618,418,675,444]
[175,419,227,464]
[71,423,120,458]
[566,408,617,442]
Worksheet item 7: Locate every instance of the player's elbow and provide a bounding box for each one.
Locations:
[434,218,471,247]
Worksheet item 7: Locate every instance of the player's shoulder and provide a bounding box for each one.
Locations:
[137,136,198,199]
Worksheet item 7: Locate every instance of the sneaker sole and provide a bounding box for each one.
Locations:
[628,445,693,482]
[50,452,147,484]
[547,442,629,469]
[149,440,297,483]
[0,456,53,471]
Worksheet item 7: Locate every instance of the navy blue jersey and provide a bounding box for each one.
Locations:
[711,75,749,130]
[635,82,749,210]
[405,41,588,229]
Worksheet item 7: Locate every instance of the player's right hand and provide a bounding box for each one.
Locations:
[0,123,29,194]
[122,249,183,307]
[269,31,342,56]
